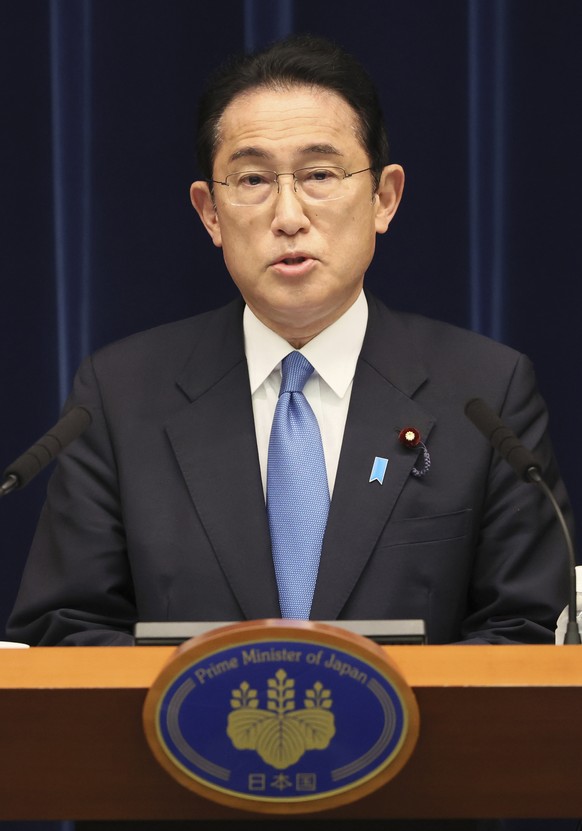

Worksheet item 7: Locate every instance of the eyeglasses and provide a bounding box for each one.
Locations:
[210,166,372,206]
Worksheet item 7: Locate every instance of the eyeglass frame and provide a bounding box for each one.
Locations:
[208,165,374,206]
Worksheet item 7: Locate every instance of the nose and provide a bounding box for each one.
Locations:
[270,174,311,236]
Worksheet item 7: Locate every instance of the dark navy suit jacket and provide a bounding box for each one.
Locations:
[7,294,571,644]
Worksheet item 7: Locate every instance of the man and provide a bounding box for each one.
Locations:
[7,35,570,646]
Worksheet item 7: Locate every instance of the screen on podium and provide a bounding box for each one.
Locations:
[134,619,426,645]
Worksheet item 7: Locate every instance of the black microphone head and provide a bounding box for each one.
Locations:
[2,406,92,489]
[465,397,501,437]
[465,398,541,482]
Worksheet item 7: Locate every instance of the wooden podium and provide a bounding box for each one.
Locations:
[1,644,581,821]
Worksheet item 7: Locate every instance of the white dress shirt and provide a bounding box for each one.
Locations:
[243,291,368,498]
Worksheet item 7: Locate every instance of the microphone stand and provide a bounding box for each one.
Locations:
[526,467,581,645]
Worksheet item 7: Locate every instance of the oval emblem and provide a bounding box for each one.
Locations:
[143,621,419,813]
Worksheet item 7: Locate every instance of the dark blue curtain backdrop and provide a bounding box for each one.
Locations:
[0,2,581,827]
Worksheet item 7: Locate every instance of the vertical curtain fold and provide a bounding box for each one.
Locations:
[50,0,93,405]
[468,0,508,342]
[244,0,294,51]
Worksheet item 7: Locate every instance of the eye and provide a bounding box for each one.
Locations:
[306,168,335,181]
[238,172,271,187]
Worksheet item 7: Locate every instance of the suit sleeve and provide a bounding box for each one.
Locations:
[460,352,572,643]
[6,354,136,645]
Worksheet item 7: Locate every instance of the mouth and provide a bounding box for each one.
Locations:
[274,254,311,266]
[270,255,316,278]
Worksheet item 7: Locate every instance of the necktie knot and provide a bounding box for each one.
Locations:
[280,351,314,396]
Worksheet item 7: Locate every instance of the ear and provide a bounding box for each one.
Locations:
[190,181,222,248]
[374,164,405,234]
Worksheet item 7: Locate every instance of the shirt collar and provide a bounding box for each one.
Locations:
[243,291,368,398]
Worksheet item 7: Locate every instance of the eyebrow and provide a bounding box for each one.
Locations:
[229,147,269,163]
[299,143,344,157]
[228,143,344,164]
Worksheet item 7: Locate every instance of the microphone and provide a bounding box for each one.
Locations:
[465,397,581,645]
[465,397,541,482]
[0,406,92,498]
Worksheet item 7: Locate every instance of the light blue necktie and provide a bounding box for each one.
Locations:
[267,351,330,619]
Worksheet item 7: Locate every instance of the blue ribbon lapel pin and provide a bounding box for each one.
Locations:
[369,456,389,485]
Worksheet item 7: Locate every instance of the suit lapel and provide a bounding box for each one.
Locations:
[311,296,436,619]
[162,295,436,622]
[164,301,280,619]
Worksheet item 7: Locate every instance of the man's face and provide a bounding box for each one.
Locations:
[191,85,404,346]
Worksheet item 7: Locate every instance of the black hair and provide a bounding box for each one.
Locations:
[196,34,390,188]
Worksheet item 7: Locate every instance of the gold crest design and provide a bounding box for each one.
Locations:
[226,669,336,769]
